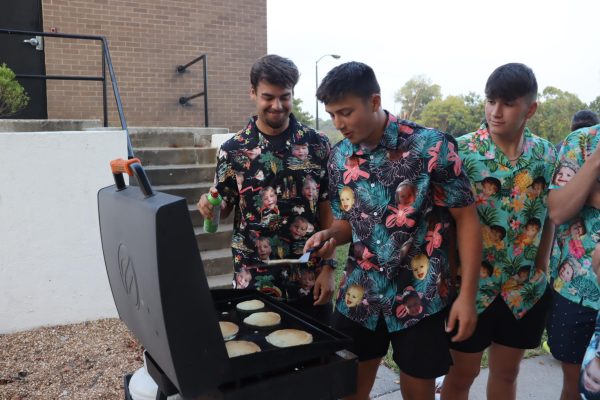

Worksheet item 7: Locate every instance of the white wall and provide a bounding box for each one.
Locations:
[0,130,127,333]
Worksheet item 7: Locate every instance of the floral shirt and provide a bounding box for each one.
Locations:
[581,312,600,398]
[330,112,474,332]
[458,124,556,319]
[214,114,331,300]
[549,125,600,310]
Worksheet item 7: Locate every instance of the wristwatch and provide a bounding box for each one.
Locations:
[321,258,338,269]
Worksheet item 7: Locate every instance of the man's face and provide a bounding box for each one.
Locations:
[251,81,293,133]
[525,224,539,238]
[485,96,537,138]
[480,266,490,279]
[325,94,381,147]
[397,185,415,206]
[570,221,584,238]
[482,182,497,197]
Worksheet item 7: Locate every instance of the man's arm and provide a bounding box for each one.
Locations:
[535,217,554,274]
[447,204,482,342]
[548,145,600,225]
[312,200,336,305]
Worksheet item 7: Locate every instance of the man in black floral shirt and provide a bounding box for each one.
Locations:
[197,55,335,321]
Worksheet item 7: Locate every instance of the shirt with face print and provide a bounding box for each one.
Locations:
[214,114,331,300]
[549,125,600,310]
[458,124,557,319]
[329,112,474,332]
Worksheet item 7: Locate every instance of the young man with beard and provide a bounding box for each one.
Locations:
[442,63,556,400]
[198,54,335,322]
[305,61,482,400]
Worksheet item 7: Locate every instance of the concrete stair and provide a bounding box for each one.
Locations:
[129,127,234,288]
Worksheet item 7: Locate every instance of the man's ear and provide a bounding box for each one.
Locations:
[371,94,382,112]
[526,101,538,120]
[250,86,256,100]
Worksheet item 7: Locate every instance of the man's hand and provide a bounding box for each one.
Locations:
[197,187,228,219]
[313,265,335,305]
[304,230,337,259]
[446,293,477,342]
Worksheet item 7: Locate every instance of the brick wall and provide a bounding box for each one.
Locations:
[42,0,266,132]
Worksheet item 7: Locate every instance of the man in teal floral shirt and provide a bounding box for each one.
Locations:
[306,62,482,400]
[547,123,600,399]
[443,63,556,400]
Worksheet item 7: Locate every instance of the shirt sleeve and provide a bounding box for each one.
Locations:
[214,145,240,207]
[327,148,347,220]
[318,134,331,203]
[430,131,475,208]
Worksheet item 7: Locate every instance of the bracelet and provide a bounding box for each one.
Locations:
[321,258,338,269]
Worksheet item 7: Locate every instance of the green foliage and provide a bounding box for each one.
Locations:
[417,93,484,136]
[292,97,314,127]
[395,75,441,121]
[528,86,586,144]
[589,96,600,116]
[0,64,29,117]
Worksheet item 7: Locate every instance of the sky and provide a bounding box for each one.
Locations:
[267,0,600,119]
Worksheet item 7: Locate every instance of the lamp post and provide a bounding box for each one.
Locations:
[315,54,340,130]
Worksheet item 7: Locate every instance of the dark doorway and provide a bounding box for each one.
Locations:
[0,0,48,119]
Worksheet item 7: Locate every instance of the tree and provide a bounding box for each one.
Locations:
[394,75,441,121]
[291,97,314,127]
[0,63,29,117]
[418,93,484,137]
[528,86,586,144]
[588,96,600,116]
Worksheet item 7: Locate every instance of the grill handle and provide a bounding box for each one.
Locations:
[110,158,154,197]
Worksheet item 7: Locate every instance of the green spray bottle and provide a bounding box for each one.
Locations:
[203,188,222,233]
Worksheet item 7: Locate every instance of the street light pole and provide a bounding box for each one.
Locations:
[315,54,340,130]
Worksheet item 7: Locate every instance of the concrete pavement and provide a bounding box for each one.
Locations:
[371,354,563,399]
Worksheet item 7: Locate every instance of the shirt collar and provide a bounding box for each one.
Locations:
[342,111,410,157]
[472,123,539,168]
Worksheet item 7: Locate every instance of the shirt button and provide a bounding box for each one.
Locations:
[370,155,374,160]
[371,183,375,187]
[377,240,381,244]
[374,212,378,216]
[379,294,383,298]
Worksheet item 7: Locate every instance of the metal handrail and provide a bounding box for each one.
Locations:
[176,54,208,127]
[0,28,133,158]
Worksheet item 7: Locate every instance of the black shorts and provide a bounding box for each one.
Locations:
[450,286,552,353]
[546,291,597,364]
[331,309,452,379]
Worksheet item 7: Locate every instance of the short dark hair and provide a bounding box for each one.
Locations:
[250,54,299,90]
[571,110,600,131]
[485,63,538,102]
[316,61,380,104]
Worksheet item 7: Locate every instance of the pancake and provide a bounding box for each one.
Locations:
[236,299,265,312]
[225,340,261,358]
[243,311,281,327]
[265,329,313,348]
[219,321,239,341]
